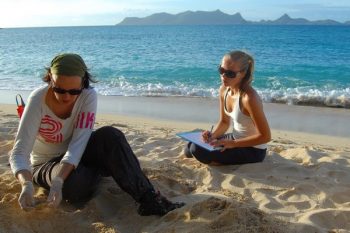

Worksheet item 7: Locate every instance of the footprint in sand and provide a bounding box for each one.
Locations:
[299,209,350,231]
[276,184,332,210]
[143,197,291,233]
[327,170,350,184]
[329,189,350,204]
[332,158,349,166]
[143,167,197,196]
[228,176,246,188]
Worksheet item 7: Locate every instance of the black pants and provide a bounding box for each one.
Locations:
[32,126,154,203]
[185,133,266,165]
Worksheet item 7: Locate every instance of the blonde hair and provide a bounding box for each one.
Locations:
[224,50,254,94]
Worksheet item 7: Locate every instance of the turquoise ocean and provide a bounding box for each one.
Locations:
[0,25,349,108]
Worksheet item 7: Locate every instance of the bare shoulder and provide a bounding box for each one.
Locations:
[219,84,228,98]
[219,84,227,94]
[241,87,262,106]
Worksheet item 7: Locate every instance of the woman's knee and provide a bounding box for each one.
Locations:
[62,166,101,203]
[190,143,212,164]
[184,143,193,158]
[93,126,127,145]
[95,126,125,137]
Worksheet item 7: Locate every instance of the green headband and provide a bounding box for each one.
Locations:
[50,53,87,77]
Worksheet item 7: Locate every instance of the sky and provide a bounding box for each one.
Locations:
[1,0,350,28]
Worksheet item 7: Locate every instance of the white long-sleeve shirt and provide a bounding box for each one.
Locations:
[10,85,97,175]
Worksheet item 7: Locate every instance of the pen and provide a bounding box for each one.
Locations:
[209,125,214,139]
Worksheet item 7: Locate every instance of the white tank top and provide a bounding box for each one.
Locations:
[224,88,267,149]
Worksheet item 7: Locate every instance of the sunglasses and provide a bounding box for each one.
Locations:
[218,66,242,79]
[51,79,83,95]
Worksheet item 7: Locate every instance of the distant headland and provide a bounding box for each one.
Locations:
[117,10,350,26]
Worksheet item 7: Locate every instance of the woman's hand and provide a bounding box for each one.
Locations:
[18,181,35,211]
[47,162,73,208]
[201,130,213,143]
[210,139,236,152]
[47,176,64,208]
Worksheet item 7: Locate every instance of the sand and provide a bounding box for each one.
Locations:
[1,102,350,233]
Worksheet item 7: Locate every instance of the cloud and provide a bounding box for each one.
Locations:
[1,0,141,16]
[0,0,162,27]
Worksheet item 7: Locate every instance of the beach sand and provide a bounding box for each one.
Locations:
[1,98,350,232]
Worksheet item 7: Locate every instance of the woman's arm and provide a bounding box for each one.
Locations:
[60,89,97,168]
[210,85,231,139]
[10,88,43,176]
[46,162,74,208]
[54,162,75,180]
[232,88,271,148]
[10,88,44,210]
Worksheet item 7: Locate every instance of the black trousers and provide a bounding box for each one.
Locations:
[32,126,154,203]
[185,133,266,165]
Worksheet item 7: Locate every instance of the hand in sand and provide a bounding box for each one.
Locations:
[47,176,64,208]
[19,181,35,211]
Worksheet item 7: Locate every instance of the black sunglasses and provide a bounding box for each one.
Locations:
[51,79,83,95]
[218,66,242,79]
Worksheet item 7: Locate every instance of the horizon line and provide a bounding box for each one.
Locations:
[2,10,350,28]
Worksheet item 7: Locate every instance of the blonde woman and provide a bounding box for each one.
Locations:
[185,50,271,165]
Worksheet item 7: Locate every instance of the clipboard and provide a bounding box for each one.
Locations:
[176,131,222,151]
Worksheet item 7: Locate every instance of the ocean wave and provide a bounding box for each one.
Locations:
[95,79,218,98]
[259,87,350,108]
[1,76,349,108]
[95,81,350,108]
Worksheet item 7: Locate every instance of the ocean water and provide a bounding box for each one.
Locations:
[0,25,349,108]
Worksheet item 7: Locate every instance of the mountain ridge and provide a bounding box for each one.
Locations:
[117,10,348,26]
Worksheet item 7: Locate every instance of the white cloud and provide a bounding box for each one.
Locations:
[0,0,159,27]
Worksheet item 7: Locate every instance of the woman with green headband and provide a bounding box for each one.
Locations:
[9,53,184,215]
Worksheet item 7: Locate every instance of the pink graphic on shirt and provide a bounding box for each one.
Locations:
[39,115,63,143]
[75,112,95,129]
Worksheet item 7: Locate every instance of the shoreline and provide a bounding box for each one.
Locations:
[1,103,349,150]
[1,89,350,138]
